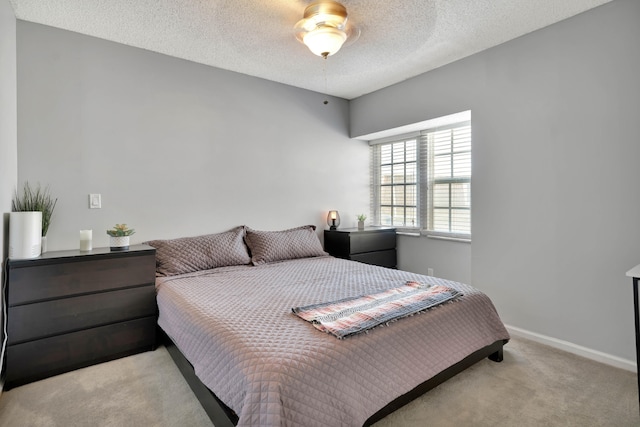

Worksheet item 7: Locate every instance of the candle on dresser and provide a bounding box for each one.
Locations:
[80,229,92,251]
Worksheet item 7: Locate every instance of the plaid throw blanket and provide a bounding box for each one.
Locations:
[292,281,462,339]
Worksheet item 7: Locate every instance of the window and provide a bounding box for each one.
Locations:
[374,138,418,228]
[426,125,471,237]
[370,114,471,240]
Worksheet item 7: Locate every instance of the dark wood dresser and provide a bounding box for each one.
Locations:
[4,244,157,389]
[324,227,397,268]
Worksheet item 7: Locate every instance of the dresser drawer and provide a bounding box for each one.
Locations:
[350,249,397,268]
[8,253,156,305]
[348,231,396,254]
[5,316,157,388]
[8,286,157,345]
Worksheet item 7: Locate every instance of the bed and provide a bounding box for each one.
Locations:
[149,226,509,427]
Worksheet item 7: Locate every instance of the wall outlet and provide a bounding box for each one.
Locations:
[427,268,434,276]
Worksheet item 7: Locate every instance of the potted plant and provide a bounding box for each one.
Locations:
[12,182,57,253]
[106,224,135,251]
[357,214,367,230]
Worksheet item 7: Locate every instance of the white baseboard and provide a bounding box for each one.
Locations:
[505,324,637,373]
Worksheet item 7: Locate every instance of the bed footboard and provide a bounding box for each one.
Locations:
[161,326,506,427]
[363,339,507,426]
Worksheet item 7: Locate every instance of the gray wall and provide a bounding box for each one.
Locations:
[0,0,17,388]
[351,0,640,362]
[398,237,470,284]
[16,22,369,250]
[0,2,17,253]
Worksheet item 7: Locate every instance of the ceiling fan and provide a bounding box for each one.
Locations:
[294,0,360,59]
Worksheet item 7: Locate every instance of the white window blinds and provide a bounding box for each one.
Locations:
[376,138,418,228]
[371,118,471,240]
[422,122,471,239]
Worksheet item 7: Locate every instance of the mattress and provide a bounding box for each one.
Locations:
[156,256,509,427]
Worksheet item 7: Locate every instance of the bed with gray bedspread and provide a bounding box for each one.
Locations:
[156,256,510,427]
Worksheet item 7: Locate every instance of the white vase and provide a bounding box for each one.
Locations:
[9,211,42,259]
[357,221,365,230]
[110,236,130,251]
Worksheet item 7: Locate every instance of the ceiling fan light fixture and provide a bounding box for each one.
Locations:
[303,26,347,57]
[294,0,358,58]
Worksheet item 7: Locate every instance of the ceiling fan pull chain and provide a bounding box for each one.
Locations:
[323,54,329,105]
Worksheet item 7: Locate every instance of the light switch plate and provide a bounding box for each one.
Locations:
[89,193,101,209]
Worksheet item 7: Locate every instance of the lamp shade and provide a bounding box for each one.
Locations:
[327,210,341,230]
[303,26,347,57]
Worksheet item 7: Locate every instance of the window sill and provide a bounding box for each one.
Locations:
[425,233,471,243]
[395,230,471,243]
[396,230,421,237]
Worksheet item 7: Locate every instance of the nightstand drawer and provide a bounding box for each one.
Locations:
[324,228,397,268]
[350,250,397,268]
[6,316,157,388]
[8,286,157,345]
[8,254,156,305]
[349,231,396,254]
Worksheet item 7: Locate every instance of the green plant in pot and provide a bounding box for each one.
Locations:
[357,214,367,230]
[106,223,135,251]
[12,182,58,253]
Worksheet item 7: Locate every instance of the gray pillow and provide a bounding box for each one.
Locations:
[244,225,327,265]
[146,226,250,276]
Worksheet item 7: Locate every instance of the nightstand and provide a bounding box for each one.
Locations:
[4,244,157,389]
[324,227,397,268]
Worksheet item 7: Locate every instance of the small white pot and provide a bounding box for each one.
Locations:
[109,235,130,251]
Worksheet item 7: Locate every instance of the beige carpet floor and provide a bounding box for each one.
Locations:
[0,336,637,426]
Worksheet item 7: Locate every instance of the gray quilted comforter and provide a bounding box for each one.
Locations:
[156,256,509,427]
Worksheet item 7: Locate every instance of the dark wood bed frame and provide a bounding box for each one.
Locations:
[161,329,506,426]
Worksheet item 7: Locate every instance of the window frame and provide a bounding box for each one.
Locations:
[370,119,472,241]
[424,123,472,241]
[377,137,419,230]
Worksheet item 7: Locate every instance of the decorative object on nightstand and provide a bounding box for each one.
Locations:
[327,210,340,230]
[357,214,367,230]
[107,223,135,251]
[324,227,396,268]
[8,211,42,259]
[4,245,157,389]
[80,229,92,251]
[11,181,57,255]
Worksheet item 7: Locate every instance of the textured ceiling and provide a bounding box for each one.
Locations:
[9,0,612,99]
